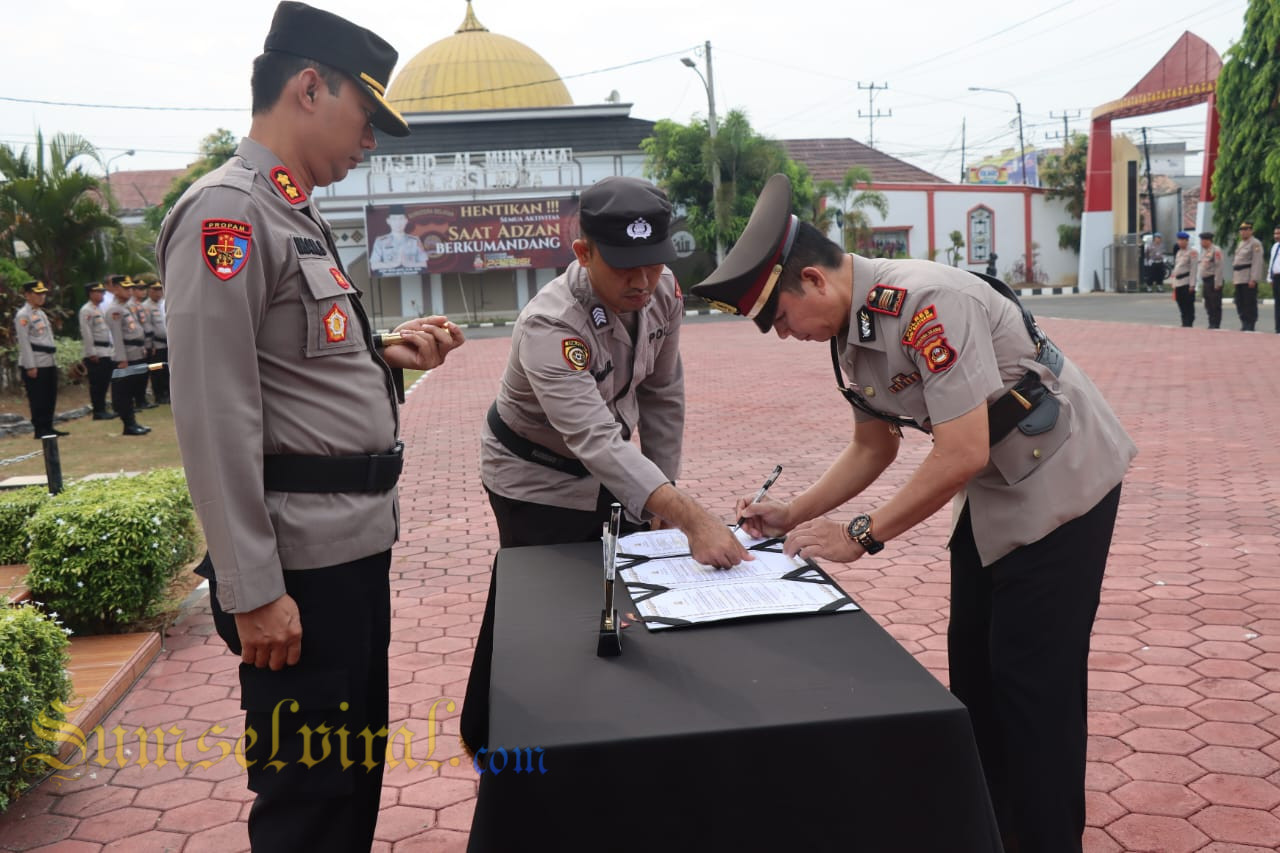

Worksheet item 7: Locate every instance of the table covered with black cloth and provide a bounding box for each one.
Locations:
[466,542,1002,853]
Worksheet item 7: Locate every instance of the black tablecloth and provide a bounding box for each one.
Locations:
[467,542,1002,853]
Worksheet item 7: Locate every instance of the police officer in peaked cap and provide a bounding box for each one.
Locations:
[155,3,463,850]
[693,173,1137,852]
[464,175,749,755]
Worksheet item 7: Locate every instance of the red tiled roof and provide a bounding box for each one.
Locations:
[105,168,186,211]
[782,138,950,185]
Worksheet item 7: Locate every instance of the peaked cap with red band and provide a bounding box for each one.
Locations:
[263,1,410,137]
[690,173,798,333]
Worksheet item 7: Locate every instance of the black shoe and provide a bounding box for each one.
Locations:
[122,424,149,436]
[92,411,117,420]
[52,429,70,437]
[137,401,158,410]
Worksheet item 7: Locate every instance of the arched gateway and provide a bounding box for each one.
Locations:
[1079,32,1222,291]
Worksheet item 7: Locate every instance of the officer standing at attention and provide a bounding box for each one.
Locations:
[156,4,463,851]
[1143,232,1165,292]
[78,280,117,419]
[143,278,170,403]
[14,281,66,439]
[1170,231,1198,327]
[1232,221,1265,331]
[128,276,157,409]
[1198,231,1225,329]
[103,275,150,435]
[463,176,748,754]
[693,174,1137,853]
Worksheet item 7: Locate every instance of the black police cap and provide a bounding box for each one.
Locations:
[264,2,410,138]
[690,173,798,333]
[21,280,48,294]
[106,274,127,287]
[1198,231,1214,240]
[86,281,105,292]
[579,177,676,268]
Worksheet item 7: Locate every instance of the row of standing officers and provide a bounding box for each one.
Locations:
[1165,223,1279,331]
[14,274,170,440]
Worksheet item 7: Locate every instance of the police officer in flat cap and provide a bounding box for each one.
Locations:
[1232,221,1265,330]
[128,275,158,409]
[1170,231,1198,327]
[142,278,170,404]
[78,280,116,419]
[1198,231,1224,328]
[694,173,1137,853]
[14,281,66,438]
[463,176,749,754]
[156,4,463,850]
[103,274,150,435]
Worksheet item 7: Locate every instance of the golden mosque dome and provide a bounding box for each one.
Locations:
[387,2,574,113]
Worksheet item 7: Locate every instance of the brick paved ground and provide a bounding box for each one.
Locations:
[2,315,1280,851]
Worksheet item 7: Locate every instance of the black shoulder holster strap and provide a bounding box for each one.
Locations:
[263,441,404,493]
[832,271,1064,446]
[486,401,590,478]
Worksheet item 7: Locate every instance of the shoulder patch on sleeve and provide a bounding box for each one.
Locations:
[867,284,907,316]
[901,304,938,345]
[202,219,253,281]
[562,337,590,370]
[922,337,958,373]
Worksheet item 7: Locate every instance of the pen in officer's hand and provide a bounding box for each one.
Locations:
[736,465,783,527]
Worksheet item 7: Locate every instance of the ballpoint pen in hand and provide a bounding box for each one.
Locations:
[736,464,783,527]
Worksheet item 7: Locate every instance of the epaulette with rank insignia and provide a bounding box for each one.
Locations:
[866,284,907,316]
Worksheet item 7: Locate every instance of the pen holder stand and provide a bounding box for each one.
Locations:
[597,609,622,657]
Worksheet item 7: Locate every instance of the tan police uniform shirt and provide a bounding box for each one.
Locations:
[837,254,1137,566]
[79,301,113,359]
[104,297,146,363]
[1171,246,1198,288]
[1199,243,1224,285]
[144,297,167,348]
[14,304,56,369]
[1232,236,1265,285]
[157,137,400,614]
[480,261,684,522]
[131,298,155,349]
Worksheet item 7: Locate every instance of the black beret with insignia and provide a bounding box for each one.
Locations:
[264,1,410,138]
[579,177,676,268]
[690,173,798,333]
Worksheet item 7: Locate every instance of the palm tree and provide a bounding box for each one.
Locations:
[823,166,889,254]
[0,130,122,307]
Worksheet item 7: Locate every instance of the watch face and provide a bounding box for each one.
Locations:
[849,515,871,537]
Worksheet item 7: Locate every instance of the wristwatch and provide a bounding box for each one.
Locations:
[846,513,884,554]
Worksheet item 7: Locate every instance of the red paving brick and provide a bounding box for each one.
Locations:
[5,315,1280,850]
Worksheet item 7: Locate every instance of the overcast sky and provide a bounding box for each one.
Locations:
[0,0,1249,183]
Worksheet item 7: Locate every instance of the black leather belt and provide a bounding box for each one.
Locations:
[1233,263,1251,270]
[263,441,404,493]
[486,402,589,477]
[31,344,56,353]
[1175,272,1190,280]
[124,338,144,345]
[154,336,167,343]
[93,340,110,347]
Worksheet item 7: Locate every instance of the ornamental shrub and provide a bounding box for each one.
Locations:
[0,487,49,565]
[0,603,72,812]
[24,468,198,634]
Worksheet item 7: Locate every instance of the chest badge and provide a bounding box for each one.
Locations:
[270,166,307,205]
[562,337,590,371]
[202,219,253,281]
[856,307,875,342]
[330,268,351,290]
[323,304,349,343]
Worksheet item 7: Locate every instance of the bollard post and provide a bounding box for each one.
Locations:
[41,435,63,495]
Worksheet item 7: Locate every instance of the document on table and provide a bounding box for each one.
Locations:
[616,528,858,630]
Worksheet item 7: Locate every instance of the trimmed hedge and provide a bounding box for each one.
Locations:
[0,487,49,564]
[0,604,72,812]
[25,469,198,634]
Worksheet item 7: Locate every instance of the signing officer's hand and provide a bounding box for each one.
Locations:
[384,315,466,371]
[735,497,793,539]
[784,518,864,564]
[234,594,302,670]
[686,515,751,568]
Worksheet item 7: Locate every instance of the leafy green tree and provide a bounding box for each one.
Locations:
[814,166,889,253]
[1040,132,1088,253]
[0,130,121,319]
[643,110,816,255]
[1213,0,1280,240]
[144,128,237,230]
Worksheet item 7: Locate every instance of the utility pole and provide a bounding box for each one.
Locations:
[857,82,891,149]
[1046,110,1081,144]
[1141,126,1156,236]
[682,41,722,263]
[960,118,967,183]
